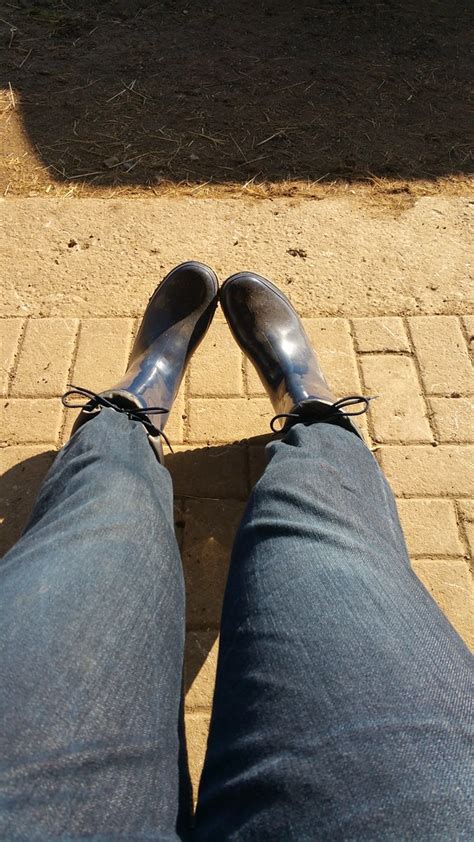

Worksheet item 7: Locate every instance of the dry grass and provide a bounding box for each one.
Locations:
[1,137,472,213]
[1,96,472,209]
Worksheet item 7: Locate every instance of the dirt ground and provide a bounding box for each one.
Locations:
[1,0,472,200]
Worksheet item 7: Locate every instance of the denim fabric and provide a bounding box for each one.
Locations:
[195,424,473,840]
[1,410,472,841]
[0,411,190,841]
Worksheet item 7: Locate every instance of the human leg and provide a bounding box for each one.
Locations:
[196,421,473,840]
[195,273,473,840]
[1,262,219,841]
[0,410,189,841]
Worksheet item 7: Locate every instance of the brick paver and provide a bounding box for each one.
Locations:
[379,445,474,497]
[305,318,362,395]
[72,318,134,392]
[412,560,473,650]
[1,398,63,445]
[189,321,243,397]
[0,444,55,555]
[11,318,78,397]
[462,316,474,349]
[457,500,474,558]
[187,396,270,443]
[0,318,24,395]
[185,713,212,802]
[396,499,464,557]
[1,311,473,797]
[181,497,246,627]
[408,316,474,395]
[429,397,474,442]
[166,444,248,499]
[360,355,433,443]
[185,632,219,711]
[352,317,410,353]
[164,386,186,443]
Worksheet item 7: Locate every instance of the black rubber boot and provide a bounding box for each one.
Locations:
[64,261,219,461]
[220,271,369,438]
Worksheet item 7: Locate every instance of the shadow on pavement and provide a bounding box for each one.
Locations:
[0,438,271,693]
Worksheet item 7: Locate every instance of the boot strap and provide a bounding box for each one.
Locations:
[62,386,173,452]
[270,395,375,433]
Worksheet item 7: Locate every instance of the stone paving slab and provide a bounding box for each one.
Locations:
[1,196,473,798]
[1,197,473,319]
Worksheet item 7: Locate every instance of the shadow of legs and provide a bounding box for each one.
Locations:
[1,434,272,699]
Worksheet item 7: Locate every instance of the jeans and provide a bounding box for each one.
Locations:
[0,409,472,841]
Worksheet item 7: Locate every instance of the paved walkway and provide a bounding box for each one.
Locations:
[1,196,473,795]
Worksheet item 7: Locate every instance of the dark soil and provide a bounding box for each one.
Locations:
[1,0,472,188]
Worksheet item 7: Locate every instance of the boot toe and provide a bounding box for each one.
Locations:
[153,260,219,312]
[220,271,299,340]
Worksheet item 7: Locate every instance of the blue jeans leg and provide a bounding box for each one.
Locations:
[195,422,473,840]
[0,409,189,842]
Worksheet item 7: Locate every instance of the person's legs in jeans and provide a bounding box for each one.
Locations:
[0,262,219,841]
[196,422,473,840]
[195,272,473,840]
[0,410,189,841]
